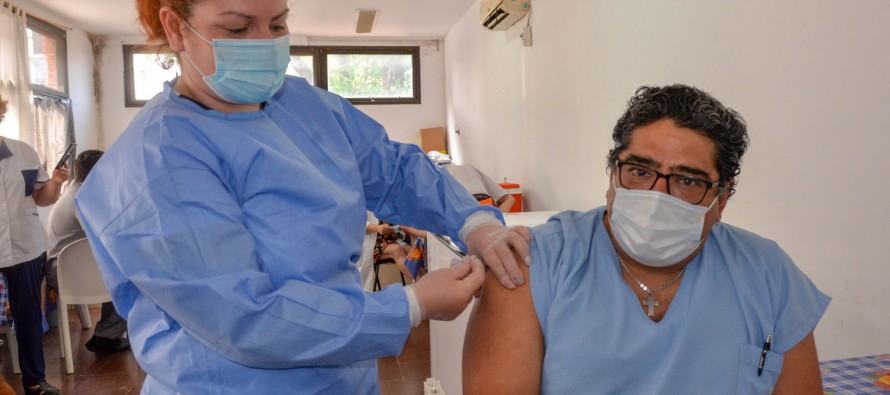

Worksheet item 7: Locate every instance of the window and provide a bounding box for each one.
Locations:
[124,45,180,107]
[288,47,318,86]
[123,45,420,107]
[27,16,67,94]
[288,46,421,105]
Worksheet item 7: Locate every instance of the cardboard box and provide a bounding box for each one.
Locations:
[420,127,447,153]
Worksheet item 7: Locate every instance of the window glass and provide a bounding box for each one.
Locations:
[124,45,180,107]
[287,54,314,85]
[326,53,413,100]
[27,18,67,93]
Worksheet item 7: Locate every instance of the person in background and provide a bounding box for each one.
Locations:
[370,219,425,283]
[45,150,129,353]
[463,84,830,393]
[0,94,64,394]
[74,0,531,393]
[429,152,516,213]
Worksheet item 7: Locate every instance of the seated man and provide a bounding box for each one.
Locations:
[463,84,830,393]
[429,152,515,213]
[45,150,129,353]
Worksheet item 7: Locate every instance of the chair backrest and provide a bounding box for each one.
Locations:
[56,238,111,305]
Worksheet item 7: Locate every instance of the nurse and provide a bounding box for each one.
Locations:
[75,0,530,393]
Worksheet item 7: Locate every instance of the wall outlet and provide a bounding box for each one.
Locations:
[521,25,533,47]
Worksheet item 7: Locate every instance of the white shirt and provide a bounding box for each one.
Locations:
[46,181,85,263]
[0,137,50,268]
[443,164,509,202]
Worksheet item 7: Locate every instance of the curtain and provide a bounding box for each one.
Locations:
[0,2,33,143]
[32,89,74,171]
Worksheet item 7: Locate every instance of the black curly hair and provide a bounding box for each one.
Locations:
[607,84,749,186]
[74,150,104,183]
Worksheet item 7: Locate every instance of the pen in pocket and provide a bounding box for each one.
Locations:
[757,334,772,376]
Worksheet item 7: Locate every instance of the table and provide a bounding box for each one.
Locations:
[821,353,890,394]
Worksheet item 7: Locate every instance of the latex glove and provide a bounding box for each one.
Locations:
[465,223,532,289]
[412,255,485,321]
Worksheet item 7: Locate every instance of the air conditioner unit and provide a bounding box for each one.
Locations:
[480,0,530,31]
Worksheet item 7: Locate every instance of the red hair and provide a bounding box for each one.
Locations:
[136,0,202,45]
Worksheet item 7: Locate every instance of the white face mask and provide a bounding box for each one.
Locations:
[609,177,719,267]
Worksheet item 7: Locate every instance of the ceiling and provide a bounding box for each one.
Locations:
[25,0,477,38]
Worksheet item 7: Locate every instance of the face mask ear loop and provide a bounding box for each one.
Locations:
[182,20,213,45]
[179,20,214,79]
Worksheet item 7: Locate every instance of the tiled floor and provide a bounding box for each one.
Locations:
[0,307,430,394]
[379,320,431,395]
[0,307,144,394]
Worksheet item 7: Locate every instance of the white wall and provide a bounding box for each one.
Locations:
[445,0,890,360]
[97,35,149,148]
[98,36,447,148]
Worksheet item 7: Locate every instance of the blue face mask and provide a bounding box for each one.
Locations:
[183,23,290,104]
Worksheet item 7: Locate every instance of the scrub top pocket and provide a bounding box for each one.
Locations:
[736,343,783,394]
[21,169,39,197]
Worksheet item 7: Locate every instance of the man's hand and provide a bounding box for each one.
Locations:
[51,164,70,184]
[33,164,69,206]
[412,256,485,321]
[465,224,532,289]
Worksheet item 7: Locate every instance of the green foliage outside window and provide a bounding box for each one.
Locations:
[327,54,413,99]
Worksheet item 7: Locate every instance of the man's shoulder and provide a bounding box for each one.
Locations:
[531,207,607,264]
[532,208,604,236]
[2,137,38,157]
[709,221,781,250]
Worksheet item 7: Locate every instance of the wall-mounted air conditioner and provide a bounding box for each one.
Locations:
[480,0,530,31]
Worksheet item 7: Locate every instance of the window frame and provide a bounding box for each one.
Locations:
[27,16,68,95]
[122,45,421,107]
[294,45,421,105]
[123,45,179,107]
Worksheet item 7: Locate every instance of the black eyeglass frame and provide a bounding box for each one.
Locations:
[614,161,726,205]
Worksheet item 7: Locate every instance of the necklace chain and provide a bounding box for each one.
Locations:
[616,254,687,295]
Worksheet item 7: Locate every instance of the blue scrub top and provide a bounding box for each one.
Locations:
[75,76,498,394]
[530,208,830,394]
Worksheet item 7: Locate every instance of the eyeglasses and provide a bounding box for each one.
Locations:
[615,161,724,205]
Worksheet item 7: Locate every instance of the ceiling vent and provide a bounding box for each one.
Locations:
[355,9,378,34]
[481,0,530,31]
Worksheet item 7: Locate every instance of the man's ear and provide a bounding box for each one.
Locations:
[159,6,186,52]
[715,180,736,218]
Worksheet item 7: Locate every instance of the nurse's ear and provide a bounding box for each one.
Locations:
[159,6,187,52]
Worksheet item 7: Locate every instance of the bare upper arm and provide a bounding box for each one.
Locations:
[463,260,543,394]
[772,331,823,395]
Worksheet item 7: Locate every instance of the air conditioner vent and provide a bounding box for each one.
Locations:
[480,0,529,31]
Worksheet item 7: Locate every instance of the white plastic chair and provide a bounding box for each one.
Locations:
[56,238,112,374]
[0,326,20,374]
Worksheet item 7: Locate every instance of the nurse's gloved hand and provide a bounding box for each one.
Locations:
[466,224,532,289]
[413,256,485,321]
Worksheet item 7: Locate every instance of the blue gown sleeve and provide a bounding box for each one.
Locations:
[76,133,410,369]
[314,91,503,245]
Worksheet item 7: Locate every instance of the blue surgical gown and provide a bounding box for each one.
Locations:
[530,208,830,394]
[75,77,498,394]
